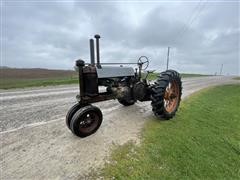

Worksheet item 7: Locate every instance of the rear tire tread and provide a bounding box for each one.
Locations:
[151,70,182,120]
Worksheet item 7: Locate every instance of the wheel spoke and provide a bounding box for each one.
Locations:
[164,100,168,107]
[168,83,171,90]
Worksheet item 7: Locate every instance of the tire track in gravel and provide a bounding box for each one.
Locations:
[0,76,239,180]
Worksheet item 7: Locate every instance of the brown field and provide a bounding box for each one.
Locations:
[0,68,77,79]
[0,68,78,89]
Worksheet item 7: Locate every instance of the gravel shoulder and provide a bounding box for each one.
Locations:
[0,76,239,179]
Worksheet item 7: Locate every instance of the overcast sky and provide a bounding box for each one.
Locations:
[1,0,239,75]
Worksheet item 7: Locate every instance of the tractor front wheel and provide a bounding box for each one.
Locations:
[66,103,82,130]
[151,70,182,119]
[70,105,103,138]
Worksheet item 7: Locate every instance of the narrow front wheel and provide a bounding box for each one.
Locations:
[66,103,82,129]
[70,105,103,138]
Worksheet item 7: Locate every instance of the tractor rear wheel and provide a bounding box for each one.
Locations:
[70,105,103,138]
[151,70,182,119]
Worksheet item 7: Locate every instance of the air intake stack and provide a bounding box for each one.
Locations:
[89,39,95,65]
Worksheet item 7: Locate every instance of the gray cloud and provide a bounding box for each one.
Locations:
[1,0,239,75]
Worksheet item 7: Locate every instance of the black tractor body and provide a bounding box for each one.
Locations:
[66,35,182,138]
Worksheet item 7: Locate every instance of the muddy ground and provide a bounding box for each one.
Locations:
[0,76,238,179]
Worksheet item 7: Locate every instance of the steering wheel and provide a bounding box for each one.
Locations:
[138,56,149,70]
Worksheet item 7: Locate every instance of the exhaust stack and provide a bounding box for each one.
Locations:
[94,34,101,68]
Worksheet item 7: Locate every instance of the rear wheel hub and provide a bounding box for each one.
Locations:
[164,80,180,113]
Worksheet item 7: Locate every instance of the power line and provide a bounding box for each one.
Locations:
[176,0,203,39]
[174,0,207,44]
[187,1,207,28]
[170,0,208,69]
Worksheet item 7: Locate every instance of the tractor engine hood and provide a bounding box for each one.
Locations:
[96,66,135,78]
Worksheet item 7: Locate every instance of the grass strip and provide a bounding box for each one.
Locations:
[100,84,240,179]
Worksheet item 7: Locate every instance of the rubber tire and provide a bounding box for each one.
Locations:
[118,98,136,106]
[70,105,103,138]
[66,103,82,130]
[151,70,182,120]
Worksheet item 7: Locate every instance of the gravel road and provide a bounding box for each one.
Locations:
[0,76,238,179]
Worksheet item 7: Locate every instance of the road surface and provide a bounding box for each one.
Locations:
[0,76,238,179]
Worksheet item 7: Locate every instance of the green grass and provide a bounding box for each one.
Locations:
[100,84,240,179]
[0,77,78,89]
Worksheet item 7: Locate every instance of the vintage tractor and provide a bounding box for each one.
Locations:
[66,35,182,138]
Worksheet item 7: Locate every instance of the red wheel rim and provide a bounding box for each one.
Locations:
[164,80,180,113]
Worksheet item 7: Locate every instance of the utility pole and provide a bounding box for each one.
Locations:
[166,47,170,70]
[220,64,223,76]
